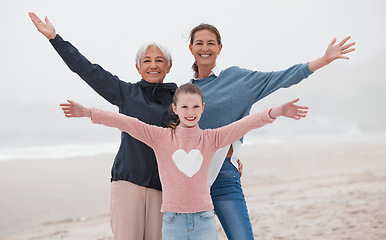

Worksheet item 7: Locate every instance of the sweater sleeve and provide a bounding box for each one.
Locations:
[240,63,313,104]
[90,108,163,147]
[209,109,275,150]
[50,34,126,107]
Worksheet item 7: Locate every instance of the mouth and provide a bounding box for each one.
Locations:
[148,71,160,75]
[199,54,211,58]
[185,117,196,122]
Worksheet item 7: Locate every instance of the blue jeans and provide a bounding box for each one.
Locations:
[210,158,254,240]
[162,210,218,240]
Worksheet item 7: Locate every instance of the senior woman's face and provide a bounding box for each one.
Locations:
[136,46,171,83]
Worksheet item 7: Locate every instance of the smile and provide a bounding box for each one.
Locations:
[199,54,211,58]
[185,117,196,121]
[148,72,160,74]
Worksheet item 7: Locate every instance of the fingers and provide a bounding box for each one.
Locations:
[329,37,337,46]
[28,12,42,28]
[342,42,355,51]
[339,36,351,46]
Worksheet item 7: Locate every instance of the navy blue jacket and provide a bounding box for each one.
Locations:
[50,34,177,191]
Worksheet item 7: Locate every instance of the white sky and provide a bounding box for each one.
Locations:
[1,0,386,146]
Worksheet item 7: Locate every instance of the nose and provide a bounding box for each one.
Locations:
[202,43,209,51]
[150,60,157,69]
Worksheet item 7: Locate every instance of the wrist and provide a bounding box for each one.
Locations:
[83,107,92,118]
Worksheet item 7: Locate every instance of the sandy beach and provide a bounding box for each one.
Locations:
[1,142,386,240]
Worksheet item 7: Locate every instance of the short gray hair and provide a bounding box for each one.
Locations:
[135,42,172,68]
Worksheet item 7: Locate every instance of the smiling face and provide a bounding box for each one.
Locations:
[136,46,172,84]
[172,93,205,128]
[189,29,222,70]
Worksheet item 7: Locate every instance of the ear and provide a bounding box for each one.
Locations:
[189,44,193,54]
[166,62,172,74]
[202,102,205,113]
[217,43,223,55]
[172,103,178,115]
[135,64,141,74]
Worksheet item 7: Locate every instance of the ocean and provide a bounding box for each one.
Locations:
[1,114,385,162]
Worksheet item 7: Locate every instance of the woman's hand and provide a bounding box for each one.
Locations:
[29,12,56,40]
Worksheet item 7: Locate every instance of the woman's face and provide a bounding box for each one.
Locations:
[189,30,222,68]
[136,46,172,83]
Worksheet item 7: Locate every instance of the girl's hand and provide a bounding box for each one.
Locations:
[60,100,91,118]
[269,99,308,120]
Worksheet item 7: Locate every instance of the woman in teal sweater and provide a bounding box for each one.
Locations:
[188,23,355,240]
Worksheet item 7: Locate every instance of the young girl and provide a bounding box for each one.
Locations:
[188,23,355,239]
[60,83,308,239]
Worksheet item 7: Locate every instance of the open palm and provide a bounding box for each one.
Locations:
[29,12,56,39]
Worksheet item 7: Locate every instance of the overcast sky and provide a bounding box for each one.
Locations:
[1,0,385,147]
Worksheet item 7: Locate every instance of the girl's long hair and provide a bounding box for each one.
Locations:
[168,83,203,130]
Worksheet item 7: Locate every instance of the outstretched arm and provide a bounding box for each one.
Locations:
[60,100,162,147]
[308,36,355,72]
[268,98,308,120]
[29,12,56,40]
[60,100,91,118]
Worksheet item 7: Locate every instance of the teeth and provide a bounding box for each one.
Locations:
[186,117,195,121]
[148,72,159,74]
[200,55,210,57]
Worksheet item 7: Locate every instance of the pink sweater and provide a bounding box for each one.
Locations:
[91,108,275,213]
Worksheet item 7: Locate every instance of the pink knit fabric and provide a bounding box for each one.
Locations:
[91,108,274,213]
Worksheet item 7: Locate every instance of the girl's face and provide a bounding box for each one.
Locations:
[189,30,222,68]
[172,93,205,128]
[136,46,172,84]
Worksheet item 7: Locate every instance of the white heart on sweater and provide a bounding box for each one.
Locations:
[172,149,203,177]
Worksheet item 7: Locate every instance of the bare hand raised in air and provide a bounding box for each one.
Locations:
[28,12,56,40]
[269,99,309,120]
[324,36,355,61]
[60,100,91,118]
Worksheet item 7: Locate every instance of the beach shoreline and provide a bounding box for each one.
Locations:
[1,142,386,240]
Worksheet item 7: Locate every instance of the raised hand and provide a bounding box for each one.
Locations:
[28,12,56,40]
[269,98,308,120]
[324,36,356,61]
[60,100,91,118]
[308,36,356,72]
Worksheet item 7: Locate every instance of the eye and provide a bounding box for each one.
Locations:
[193,105,200,108]
[181,106,187,108]
[143,60,150,63]
[156,59,164,62]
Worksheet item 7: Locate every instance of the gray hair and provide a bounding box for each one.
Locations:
[135,42,172,68]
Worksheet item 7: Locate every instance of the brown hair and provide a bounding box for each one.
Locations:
[189,24,222,75]
[168,83,203,129]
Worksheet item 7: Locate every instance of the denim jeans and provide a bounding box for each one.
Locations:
[210,158,254,240]
[162,210,218,240]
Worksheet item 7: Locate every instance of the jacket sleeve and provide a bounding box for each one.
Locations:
[239,63,313,104]
[90,108,163,147]
[209,109,275,150]
[50,34,126,107]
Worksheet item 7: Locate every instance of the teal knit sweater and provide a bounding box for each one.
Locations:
[192,63,313,133]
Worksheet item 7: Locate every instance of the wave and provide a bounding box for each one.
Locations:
[0,143,119,161]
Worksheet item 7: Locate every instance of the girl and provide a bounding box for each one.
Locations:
[188,23,355,239]
[60,83,308,239]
